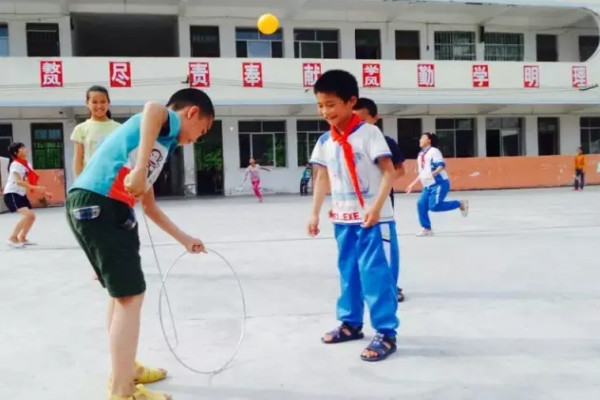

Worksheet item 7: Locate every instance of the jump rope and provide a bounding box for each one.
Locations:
[140,212,247,375]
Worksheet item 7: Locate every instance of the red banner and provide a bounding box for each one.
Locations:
[417,63,435,88]
[242,62,263,87]
[572,66,587,88]
[472,65,489,88]
[362,63,381,88]
[523,65,540,88]
[189,62,210,88]
[40,61,63,88]
[302,62,321,87]
[109,62,132,88]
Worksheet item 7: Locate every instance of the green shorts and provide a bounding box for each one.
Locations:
[66,189,146,298]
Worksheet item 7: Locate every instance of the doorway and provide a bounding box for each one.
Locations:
[153,147,185,197]
[397,118,423,159]
[194,121,224,196]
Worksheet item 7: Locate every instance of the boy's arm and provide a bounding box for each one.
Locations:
[125,103,169,198]
[136,102,169,171]
[141,187,205,252]
[310,165,328,217]
[371,157,395,210]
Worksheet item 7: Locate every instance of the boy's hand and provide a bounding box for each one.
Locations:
[307,215,320,237]
[405,184,414,194]
[183,235,206,254]
[363,208,380,228]
[124,168,148,198]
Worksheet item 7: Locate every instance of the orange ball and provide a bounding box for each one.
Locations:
[257,13,279,35]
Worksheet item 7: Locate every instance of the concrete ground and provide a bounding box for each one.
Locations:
[1,187,600,400]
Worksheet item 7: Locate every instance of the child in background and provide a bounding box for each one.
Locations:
[406,132,469,237]
[3,143,51,248]
[308,70,399,362]
[574,147,586,191]
[300,163,312,195]
[353,97,406,302]
[244,158,269,202]
[66,88,214,400]
[72,85,121,178]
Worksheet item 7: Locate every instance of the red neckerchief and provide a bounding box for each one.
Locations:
[420,147,431,170]
[13,158,40,192]
[330,114,365,208]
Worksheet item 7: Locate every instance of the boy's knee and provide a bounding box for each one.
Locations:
[23,210,36,221]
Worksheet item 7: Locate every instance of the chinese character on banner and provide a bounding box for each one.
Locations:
[242,62,263,87]
[362,63,381,88]
[189,62,210,88]
[472,65,489,87]
[302,63,321,87]
[109,62,132,88]
[523,65,540,88]
[40,61,63,87]
[417,63,435,87]
[572,66,587,88]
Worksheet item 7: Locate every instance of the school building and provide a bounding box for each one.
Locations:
[0,0,599,206]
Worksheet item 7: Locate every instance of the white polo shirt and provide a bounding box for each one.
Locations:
[310,122,393,224]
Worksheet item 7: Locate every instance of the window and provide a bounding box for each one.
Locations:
[538,117,560,156]
[395,30,420,60]
[397,118,423,159]
[26,23,60,57]
[580,117,600,154]
[0,124,13,159]
[484,32,524,61]
[355,29,381,60]
[236,28,283,58]
[190,26,220,57]
[536,34,557,62]
[579,35,599,62]
[30,123,64,170]
[0,25,8,56]
[239,120,287,168]
[297,120,329,166]
[294,29,339,59]
[435,119,475,158]
[486,118,523,157]
[434,31,475,60]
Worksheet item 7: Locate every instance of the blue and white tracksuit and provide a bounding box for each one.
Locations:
[310,123,399,337]
[417,146,461,230]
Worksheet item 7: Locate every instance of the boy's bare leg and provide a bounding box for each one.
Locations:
[110,293,144,398]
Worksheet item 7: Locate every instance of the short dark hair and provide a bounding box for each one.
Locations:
[313,70,359,102]
[354,98,378,117]
[423,132,439,147]
[167,88,215,118]
[7,142,25,171]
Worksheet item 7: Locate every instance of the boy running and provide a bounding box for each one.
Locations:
[308,70,399,362]
[353,97,406,302]
[300,163,312,195]
[66,88,214,400]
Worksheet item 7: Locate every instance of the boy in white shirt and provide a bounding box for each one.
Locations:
[308,70,399,362]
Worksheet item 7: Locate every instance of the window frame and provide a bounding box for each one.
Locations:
[26,22,60,57]
[537,117,560,156]
[235,27,283,58]
[578,35,599,62]
[434,31,476,61]
[30,123,65,170]
[395,30,420,60]
[296,120,329,166]
[0,24,9,56]
[238,120,287,168]
[435,118,476,158]
[355,29,381,60]
[580,117,600,154]
[293,29,340,59]
[190,25,221,58]
[484,32,524,62]
[485,117,524,157]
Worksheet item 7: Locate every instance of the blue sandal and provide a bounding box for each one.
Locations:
[322,323,364,344]
[360,333,397,362]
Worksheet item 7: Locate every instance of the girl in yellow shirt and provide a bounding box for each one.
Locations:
[574,147,586,191]
[71,86,121,178]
